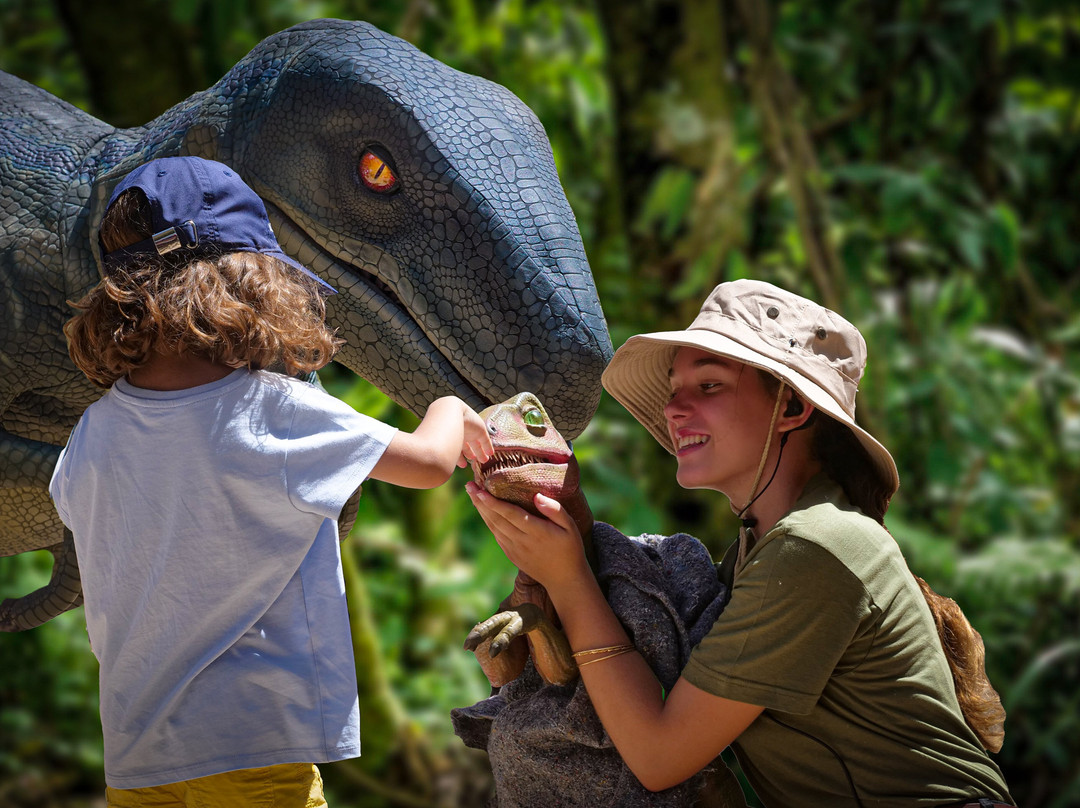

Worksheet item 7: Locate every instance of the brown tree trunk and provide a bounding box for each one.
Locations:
[595,0,745,327]
[52,0,204,126]
[734,0,844,309]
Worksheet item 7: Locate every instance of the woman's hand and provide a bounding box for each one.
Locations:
[466,483,590,592]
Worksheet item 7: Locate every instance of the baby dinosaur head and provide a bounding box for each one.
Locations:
[470,392,593,538]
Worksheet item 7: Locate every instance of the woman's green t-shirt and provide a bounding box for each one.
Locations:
[682,476,1012,807]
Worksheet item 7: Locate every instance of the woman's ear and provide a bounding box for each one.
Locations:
[779,393,815,432]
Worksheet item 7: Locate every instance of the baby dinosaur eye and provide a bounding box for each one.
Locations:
[358,146,398,193]
[523,408,545,428]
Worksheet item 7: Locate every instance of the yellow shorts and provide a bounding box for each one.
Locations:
[105,762,327,808]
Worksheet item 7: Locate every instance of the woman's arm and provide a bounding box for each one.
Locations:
[467,485,763,792]
[369,396,492,489]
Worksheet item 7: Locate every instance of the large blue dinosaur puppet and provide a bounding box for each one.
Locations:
[0,18,612,631]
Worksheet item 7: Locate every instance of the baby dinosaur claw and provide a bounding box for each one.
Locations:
[464,611,520,655]
[466,609,531,687]
[466,602,577,687]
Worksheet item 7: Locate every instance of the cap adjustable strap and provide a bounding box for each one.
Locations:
[152,220,199,255]
[103,220,201,271]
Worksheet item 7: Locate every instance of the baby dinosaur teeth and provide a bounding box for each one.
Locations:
[483,452,539,475]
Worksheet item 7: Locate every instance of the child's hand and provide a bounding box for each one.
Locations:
[458,403,494,468]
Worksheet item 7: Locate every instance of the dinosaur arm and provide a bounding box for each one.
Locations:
[464,601,577,687]
[0,431,84,631]
[0,531,82,632]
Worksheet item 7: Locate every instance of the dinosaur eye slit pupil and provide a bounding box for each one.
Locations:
[523,408,545,428]
[359,147,398,193]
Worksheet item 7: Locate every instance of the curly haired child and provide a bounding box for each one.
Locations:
[50,156,493,807]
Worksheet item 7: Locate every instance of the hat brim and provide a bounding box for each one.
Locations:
[266,250,336,295]
[601,328,899,496]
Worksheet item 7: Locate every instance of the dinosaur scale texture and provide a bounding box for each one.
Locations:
[0,19,612,631]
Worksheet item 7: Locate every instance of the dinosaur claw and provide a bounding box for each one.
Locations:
[464,630,483,652]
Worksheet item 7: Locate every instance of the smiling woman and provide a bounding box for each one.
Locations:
[663,351,792,497]
[469,279,1014,808]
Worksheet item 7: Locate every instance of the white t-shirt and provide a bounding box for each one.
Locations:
[50,369,397,788]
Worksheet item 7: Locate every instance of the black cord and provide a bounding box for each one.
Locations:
[737,413,817,529]
[765,713,865,807]
[736,432,790,529]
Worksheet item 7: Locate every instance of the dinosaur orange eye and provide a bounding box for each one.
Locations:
[359,148,398,193]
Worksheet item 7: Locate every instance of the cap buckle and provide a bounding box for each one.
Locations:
[152,220,199,255]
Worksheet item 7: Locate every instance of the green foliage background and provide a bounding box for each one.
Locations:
[2,1,1078,806]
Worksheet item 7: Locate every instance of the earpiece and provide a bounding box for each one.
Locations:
[784,396,804,418]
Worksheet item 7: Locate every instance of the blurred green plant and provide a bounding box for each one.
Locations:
[0,554,103,808]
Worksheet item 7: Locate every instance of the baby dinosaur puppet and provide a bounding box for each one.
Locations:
[464,392,592,687]
[454,394,739,807]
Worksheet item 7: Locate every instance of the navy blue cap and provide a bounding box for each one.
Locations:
[100,156,335,294]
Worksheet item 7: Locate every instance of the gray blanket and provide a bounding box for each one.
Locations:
[452,523,733,807]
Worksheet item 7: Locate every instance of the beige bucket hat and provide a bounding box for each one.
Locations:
[601,279,899,497]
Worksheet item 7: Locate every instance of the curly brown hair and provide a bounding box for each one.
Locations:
[65,189,342,388]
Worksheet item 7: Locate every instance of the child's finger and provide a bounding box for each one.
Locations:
[470,437,493,463]
[462,440,489,463]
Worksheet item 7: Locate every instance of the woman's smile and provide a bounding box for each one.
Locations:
[674,432,710,453]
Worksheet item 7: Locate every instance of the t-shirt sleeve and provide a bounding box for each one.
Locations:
[682,534,870,714]
[48,445,71,526]
[283,385,398,520]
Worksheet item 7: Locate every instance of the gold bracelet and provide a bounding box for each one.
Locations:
[571,643,634,659]
[576,647,634,667]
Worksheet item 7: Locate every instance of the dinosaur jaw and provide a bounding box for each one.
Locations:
[259,197,607,441]
[473,452,579,513]
[262,201,494,410]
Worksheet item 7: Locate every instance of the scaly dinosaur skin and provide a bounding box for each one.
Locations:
[464,393,594,687]
[0,19,612,631]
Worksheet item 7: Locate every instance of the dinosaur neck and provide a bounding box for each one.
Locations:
[512,490,596,618]
[562,494,596,572]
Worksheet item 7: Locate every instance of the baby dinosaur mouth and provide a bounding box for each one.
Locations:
[474,448,577,510]
[479,449,569,477]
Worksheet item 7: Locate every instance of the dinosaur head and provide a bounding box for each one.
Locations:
[470,392,593,538]
[182,19,611,440]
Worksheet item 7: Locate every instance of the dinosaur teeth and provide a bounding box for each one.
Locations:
[481,451,541,475]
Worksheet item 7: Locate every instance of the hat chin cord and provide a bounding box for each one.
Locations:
[735,381,788,530]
